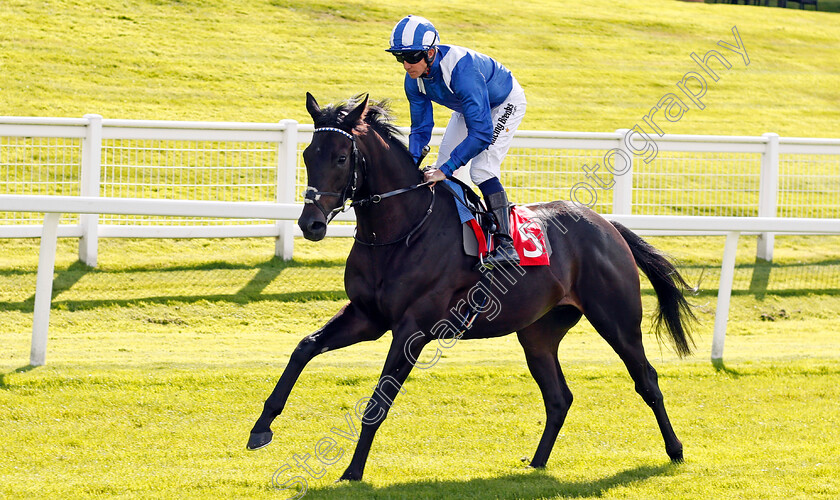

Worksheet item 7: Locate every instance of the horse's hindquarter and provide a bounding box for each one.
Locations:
[533,200,643,310]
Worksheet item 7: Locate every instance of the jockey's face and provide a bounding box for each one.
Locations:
[402,48,434,79]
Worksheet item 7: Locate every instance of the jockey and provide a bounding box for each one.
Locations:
[387,15,527,268]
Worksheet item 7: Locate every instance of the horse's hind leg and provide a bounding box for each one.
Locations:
[517,306,582,468]
[619,340,683,461]
[582,289,684,462]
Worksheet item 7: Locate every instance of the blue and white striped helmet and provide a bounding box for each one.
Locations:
[387,15,439,52]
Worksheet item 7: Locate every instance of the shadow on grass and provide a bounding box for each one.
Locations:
[3,290,349,313]
[107,255,347,274]
[5,251,838,313]
[0,364,38,390]
[659,257,840,298]
[22,260,92,306]
[0,255,347,278]
[712,358,743,378]
[747,257,773,300]
[3,256,347,313]
[237,257,293,298]
[642,257,840,297]
[301,463,678,499]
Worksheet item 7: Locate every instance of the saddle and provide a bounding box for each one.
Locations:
[439,178,551,266]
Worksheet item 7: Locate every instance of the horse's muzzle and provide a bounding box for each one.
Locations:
[298,205,328,241]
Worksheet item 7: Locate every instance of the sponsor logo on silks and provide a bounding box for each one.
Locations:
[491,103,516,145]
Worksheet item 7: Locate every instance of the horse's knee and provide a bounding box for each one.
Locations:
[545,393,572,426]
[293,335,322,359]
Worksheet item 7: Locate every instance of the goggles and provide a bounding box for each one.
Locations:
[393,50,427,64]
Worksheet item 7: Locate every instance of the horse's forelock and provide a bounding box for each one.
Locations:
[311,103,347,129]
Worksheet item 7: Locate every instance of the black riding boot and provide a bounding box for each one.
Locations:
[482,190,520,268]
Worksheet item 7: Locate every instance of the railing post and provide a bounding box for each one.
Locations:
[711,231,741,366]
[31,212,62,366]
[756,133,779,262]
[79,114,102,267]
[275,119,298,260]
[612,129,634,214]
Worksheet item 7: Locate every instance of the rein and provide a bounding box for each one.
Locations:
[353,188,435,247]
[305,126,436,246]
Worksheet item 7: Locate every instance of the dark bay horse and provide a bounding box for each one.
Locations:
[248,93,696,481]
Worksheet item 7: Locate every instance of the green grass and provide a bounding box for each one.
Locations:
[2,358,839,499]
[1,235,839,498]
[1,0,839,137]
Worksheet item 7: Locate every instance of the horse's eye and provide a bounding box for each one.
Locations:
[338,155,347,164]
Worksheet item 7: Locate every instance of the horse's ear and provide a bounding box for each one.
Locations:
[305,92,321,121]
[342,94,369,128]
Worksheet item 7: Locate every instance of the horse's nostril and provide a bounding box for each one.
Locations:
[301,220,327,241]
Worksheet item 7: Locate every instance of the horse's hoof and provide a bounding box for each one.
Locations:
[247,431,273,450]
[668,449,684,463]
[338,470,363,482]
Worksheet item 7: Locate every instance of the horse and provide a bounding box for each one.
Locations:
[247,93,697,482]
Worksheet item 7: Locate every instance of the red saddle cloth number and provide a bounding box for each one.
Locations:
[469,206,549,266]
[511,206,550,266]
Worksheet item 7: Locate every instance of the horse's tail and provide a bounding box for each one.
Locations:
[610,221,697,357]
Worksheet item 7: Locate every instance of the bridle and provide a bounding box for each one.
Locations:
[303,127,363,224]
[303,126,435,245]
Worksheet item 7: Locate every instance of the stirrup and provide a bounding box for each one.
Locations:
[480,239,520,269]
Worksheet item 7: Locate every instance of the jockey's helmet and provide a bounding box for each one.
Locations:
[387,15,439,53]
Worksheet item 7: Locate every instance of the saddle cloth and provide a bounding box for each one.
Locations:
[444,180,551,266]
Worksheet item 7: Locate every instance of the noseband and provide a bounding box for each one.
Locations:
[303,127,364,223]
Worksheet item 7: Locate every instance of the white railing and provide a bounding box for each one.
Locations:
[1,115,300,263]
[2,116,840,366]
[3,115,840,263]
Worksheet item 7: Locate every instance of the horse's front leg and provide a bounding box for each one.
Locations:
[247,302,386,450]
[339,327,431,481]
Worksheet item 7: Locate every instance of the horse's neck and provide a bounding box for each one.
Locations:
[360,133,420,191]
[354,136,430,243]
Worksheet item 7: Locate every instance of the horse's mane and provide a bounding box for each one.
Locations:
[313,95,410,156]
